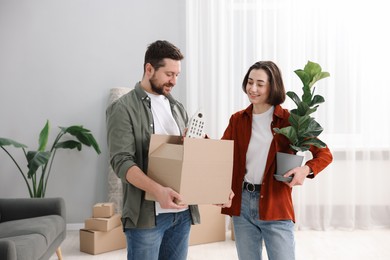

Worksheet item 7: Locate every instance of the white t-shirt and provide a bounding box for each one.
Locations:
[244,106,274,185]
[147,92,188,215]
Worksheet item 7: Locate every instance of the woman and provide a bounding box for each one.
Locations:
[221,61,333,260]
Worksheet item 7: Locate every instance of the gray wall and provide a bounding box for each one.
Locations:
[0,0,187,223]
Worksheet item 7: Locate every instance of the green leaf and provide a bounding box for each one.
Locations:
[301,138,327,148]
[38,120,50,152]
[295,61,330,89]
[307,106,319,115]
[295,115,311,137]
[286,91,301,107]
[288,113,300,129]
[291,105,317,116]
[309,71,330,88]
[60,125,89,135]
[0,138,27,148]
[301,119,323,138]
[304,61,321,77]
[273,126,298,145]
[60,125,101,154]
[310,95,325,107]
[55,140,82,151]
[294,69,310,86]
[290,144,310,152]
[296,102,310,116]
[85,133,101,154]
[26,151,51,178]
[303,61,330,88]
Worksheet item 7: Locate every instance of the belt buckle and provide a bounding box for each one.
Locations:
[246,182,255,192]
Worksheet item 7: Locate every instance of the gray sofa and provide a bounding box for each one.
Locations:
[0,197,66,260]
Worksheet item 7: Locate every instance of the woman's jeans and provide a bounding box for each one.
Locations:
[124,209,191,260]
[232,189,295,260]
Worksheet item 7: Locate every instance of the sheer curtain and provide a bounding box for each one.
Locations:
[186,0,390,230]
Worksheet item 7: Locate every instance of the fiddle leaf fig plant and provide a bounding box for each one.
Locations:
[273,61,330,152]
[0,120,101,197]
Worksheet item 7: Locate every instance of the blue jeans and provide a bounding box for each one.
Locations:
[232,189,295,260]
[124,209,191,260]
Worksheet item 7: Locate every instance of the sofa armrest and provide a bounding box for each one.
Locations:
[0,197,66,223]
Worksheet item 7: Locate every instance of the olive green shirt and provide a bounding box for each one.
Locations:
[106,82,200,228]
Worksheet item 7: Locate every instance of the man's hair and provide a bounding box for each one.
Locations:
[241,61,286,105]
[144,40,184,72]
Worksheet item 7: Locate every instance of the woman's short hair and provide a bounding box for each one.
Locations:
[242,61,286,105]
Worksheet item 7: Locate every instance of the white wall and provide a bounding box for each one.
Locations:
[0,0,187,223]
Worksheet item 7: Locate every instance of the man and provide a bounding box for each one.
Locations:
[106,40,200,260]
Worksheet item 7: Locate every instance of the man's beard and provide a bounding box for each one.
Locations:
[150,81,164,95]
[149,77,173,96]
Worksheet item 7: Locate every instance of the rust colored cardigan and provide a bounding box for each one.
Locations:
[221,104,333,222]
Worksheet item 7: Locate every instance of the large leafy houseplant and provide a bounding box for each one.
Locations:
[272,61,330,182]
[273,60,330,153]
[0,120,101,197]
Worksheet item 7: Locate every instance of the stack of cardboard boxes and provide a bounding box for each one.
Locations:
[79,203,228,253]
[79,202,126,255]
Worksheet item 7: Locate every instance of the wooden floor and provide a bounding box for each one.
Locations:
[50,229,390,260]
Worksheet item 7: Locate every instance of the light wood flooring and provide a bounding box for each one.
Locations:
[50,229,390,260]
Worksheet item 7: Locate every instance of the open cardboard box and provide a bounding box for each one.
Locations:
[145,134,233,205]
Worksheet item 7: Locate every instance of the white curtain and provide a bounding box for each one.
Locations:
[186,0,390,230]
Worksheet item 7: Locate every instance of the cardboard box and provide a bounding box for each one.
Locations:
[145,135,234,205]
[79,225,126,255]
[189,204,226,246]
[92,203,115,218]
[84,214,122,232]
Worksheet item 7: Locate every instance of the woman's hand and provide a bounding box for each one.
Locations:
[284,165,312,188]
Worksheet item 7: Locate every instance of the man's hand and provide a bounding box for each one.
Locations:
[125,166,187,209]
[154,186,188,209]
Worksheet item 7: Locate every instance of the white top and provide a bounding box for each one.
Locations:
[244,106,274,185]
[147,93,181,136]
[147,92,188,215]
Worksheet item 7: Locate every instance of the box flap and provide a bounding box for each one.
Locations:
[148,134,182,156]
[150,143,183,161]
[146,137,184,201]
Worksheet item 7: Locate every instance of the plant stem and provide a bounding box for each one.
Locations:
[40,130,64,197]
[43,148,58,197]
[1,146,33,197]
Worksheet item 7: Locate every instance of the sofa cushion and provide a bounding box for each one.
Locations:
[0,215,65,260]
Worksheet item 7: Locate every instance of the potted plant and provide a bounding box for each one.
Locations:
[0,120,101,197]
[273,61,330,182]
